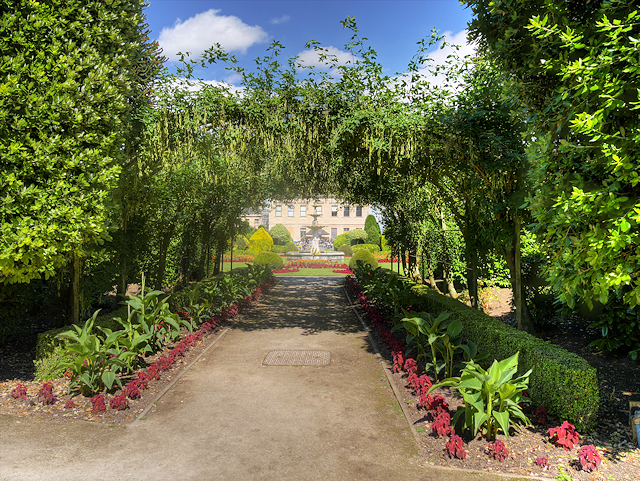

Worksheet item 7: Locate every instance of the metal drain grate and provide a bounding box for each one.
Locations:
[263,350,331,366]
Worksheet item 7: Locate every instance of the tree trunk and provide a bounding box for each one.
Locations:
[157,232,172,290]
[465,242,479,309]
[426,256,442,294]
[119,253,128,303]
[503,227,537,335]
[440,213,458,299]
[70,255,80,324]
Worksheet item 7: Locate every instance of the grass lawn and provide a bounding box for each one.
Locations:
[274,268,348,277]
[221,262,250,271]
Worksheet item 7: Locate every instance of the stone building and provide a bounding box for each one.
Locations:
[267,198,370,242]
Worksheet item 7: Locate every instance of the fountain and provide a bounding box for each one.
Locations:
[286,204,345,262]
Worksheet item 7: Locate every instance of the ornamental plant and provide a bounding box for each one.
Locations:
[37,382,57,405]
[429,352,531,441]
[393,310,461,382]
[11,383,28,400]
[432,411,454,437]
[445,435,466,459]
[56,311,134,395]
[577,445,601,472]
[110,393,129,411]
[535,457,549,468]
[64,399,77,409]
[487,440,509,462]
[91,394,106,414]
[548,421,579,451]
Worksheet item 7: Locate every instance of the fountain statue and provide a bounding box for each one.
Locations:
[285,203,344,262]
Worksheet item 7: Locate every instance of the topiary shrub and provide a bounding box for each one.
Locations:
[233,235,250,251]
[352,243,380,254]
[339,244,353,256]
[253,251,284,269]
[269,223,293,246]
[364,214,381,248]
[348,228,368,245]
[380,235,390,253]
[284,242,298,252]
[349,249,378,269]
[249,227,273,253]
[333,233,351,249]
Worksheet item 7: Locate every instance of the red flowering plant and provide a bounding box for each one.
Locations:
[577,445,601,472]
[548,421,579,450]
[37,382,58,405]
[535,457,549,468]
[432,411,454,437]
[110,393,129,411]
[404,358,418,374]
[445,435,467,459]
[64,399,77,409]
[487,440,509,462]
[91,394,106,414]
[11,383,28,400]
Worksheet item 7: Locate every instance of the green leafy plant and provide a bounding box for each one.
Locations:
[430,352,531,440]
[56,311,136,395]
[393,311,464,381]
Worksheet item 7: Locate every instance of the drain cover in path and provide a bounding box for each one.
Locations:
[263,350,331,366]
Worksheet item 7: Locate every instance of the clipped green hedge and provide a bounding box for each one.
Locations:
[254,251,284,269]
[401,278,599,432]
[349,250,378,270]
[352,243,380,254]
[338,244,353,256]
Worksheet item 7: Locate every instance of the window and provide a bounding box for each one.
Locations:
[331,228,337,238]
[300,205,307,217]
[356,206,363,217]
[331,205,338,217]
[315,205,322,216]
[275,205,282,217]
[343,228,349,233]
[288,205,294,217]
[254,219,259,228]
[343,205,350,217]
[300,227,306,240]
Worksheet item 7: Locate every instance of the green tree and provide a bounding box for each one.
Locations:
[364,215,381,248]
[464,0,640,354]
[269,224,293,246]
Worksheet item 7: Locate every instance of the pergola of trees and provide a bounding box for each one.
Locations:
[1,3,638,358]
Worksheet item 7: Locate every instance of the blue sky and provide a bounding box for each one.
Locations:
[144,1,474,85]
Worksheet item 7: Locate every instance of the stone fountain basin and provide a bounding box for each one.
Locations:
[286,251,344,262]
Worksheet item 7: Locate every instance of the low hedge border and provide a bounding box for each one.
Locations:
[373,272,599,432]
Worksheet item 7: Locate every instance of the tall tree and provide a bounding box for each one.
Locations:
[464,0,640,353]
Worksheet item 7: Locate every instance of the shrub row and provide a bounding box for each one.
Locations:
[360,270,599,432]
[34,267,272,379]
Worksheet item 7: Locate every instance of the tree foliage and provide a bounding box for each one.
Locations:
[0,0,147,283]
[464,0,640,354]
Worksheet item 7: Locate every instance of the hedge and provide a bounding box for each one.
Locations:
[392,274,599,432]
[352,243,380,254]
[338,244,353,256]
[253,251,284,269]
[349,250,378,270]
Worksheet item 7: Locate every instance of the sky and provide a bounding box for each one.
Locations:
[144,0,475,86]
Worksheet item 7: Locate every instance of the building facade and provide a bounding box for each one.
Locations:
[239,207,269,230]
[268,198,371,242]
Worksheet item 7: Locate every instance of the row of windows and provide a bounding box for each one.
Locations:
[275,205,362,217]
[300,227,349,238]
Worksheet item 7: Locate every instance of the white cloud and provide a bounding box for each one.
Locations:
[416,30,477,89]
[295,46,357,70]
[270,15,290,25]
[159,9,269,61]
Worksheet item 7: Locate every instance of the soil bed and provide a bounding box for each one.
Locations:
[356,286,640,481]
